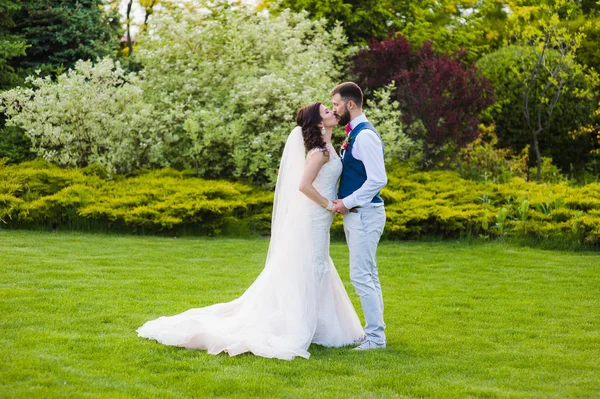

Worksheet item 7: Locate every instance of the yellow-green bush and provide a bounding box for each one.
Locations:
[1,162,599,245]
[0,162,273,235]
[379,166,600,244]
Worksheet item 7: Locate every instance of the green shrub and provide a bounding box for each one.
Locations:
[477,46,597,175]
[454,125,528,183]
[0,163,273,235]
[136,2,348,187]
[0,125,34,164]
[381,165,600,245]
[1,162,598,245]
[0,59,174,176]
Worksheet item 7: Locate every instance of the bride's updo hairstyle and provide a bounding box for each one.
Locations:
[296,102,327,154]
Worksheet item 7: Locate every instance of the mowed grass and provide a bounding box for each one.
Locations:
[1,230,599,398]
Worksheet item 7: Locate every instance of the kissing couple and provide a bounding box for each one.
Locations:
[137,82,388,360]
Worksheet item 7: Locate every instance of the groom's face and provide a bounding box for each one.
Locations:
[331,94,351,127]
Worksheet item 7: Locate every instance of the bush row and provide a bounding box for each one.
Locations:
[1,161,599,245]
[372,166,600,245]
[0,160,273,236]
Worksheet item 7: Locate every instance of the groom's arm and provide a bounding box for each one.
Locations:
[341,130,387,209]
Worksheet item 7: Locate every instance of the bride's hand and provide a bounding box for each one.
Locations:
[332,199,349,214]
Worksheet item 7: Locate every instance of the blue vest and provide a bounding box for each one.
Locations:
[338,122,384,204]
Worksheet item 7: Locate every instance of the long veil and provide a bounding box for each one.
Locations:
[216,126,319,358]
[267,126,313,266]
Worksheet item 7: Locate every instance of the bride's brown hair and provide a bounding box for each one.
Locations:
[296,102,328,154]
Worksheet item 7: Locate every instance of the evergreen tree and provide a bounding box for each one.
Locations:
[0,0,27,89]
[10,0,121,77]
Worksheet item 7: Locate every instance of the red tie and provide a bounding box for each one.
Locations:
[345,124,352,134]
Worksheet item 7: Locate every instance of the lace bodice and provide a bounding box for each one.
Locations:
[306,143,343,202]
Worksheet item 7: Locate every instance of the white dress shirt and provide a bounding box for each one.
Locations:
[341,113,387,209]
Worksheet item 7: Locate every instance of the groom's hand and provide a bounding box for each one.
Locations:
[332,199,349,214]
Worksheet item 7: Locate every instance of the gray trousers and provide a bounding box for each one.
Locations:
[343,206,386,344]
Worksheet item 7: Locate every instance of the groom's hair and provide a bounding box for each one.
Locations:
[330,82,363,108]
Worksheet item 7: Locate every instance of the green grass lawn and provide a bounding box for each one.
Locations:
[1,230,599,398]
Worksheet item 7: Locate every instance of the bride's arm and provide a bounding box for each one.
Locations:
[299,151,331,209]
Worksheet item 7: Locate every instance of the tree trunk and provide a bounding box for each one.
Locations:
[532,130,542,183]
[143,1,157,28]
[419,145,431,170]
[126,0,133,56]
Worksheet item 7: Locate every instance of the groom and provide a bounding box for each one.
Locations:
[330,82,388,351]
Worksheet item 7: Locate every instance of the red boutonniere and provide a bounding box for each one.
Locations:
[341,136,350,151]
[341,124,352,151]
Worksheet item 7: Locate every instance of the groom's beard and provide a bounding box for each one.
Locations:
[337,106,351,126]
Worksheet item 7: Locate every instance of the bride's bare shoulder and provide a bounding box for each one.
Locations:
[306,147,329,162]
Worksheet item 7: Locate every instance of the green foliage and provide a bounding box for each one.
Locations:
[2,162,599,245]
[0,162,273,235]
[379,165,600,245]
[264,0,397,45]
[398,0,499,59]
[0,0,27,89]
[136,1,348,187]
[0,124,34,163]
[0,0,29,166]
[527,157,567,184]
[455,125,568,185]
[477,45,597,174]
[363,83,417,165]
[2,4,400,188]
[454,124,528,184]
[9,0,121,77]
[0,58,176,175]
[570,15,600,73]
[265,0,499,58]
[505,0,600,182]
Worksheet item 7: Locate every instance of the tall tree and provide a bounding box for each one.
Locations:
[477,46,597,177]
[262,0,398,44]
[577,0,599,15]
[263,0,497,58]
[0,0,31,164]
[398,0,491,58]
[508,0,598,182]
[119,0,158,59]
[124,0,134,56]
[0,0,27,89]
[9,0,121,77]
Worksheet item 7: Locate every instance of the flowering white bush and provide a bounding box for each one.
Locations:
[137,1,348,186]
[0,3,415,186]
[0,58,176,175]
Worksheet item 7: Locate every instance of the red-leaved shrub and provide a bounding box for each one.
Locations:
[352,37,495,168]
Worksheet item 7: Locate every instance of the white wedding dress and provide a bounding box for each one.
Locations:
[137,127,364,360]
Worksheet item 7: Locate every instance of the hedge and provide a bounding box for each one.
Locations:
[0,160,273,236]
[374,167,600,245]
[1,161,599,245]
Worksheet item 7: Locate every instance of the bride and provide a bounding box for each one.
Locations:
[137,102,364,360]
